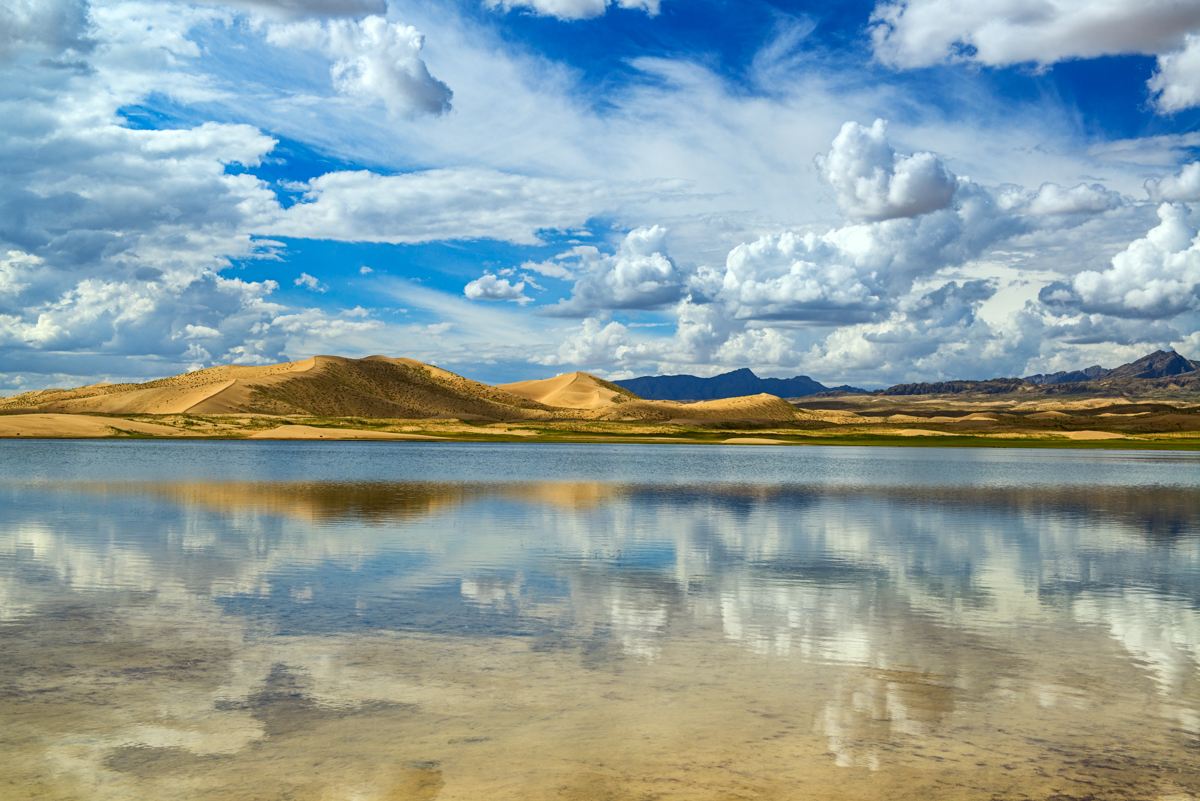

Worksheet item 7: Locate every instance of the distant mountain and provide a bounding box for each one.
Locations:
[885,379,1027,396]
[882,350,1200,396]
[1024,365,1106,386]
[615,368,833,401]
[1102,350,1198,381]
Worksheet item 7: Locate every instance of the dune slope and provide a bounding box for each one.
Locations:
[0,356,806,428]
[499,372,638,410]
[0,356,554,421]
[603,393,799,423]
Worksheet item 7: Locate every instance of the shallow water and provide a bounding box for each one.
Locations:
[1,442,1198,800]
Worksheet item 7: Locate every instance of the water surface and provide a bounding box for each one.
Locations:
[1,442,1198,800]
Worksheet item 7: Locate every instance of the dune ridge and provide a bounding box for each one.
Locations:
[500,372,637,410]
[0,359,319,415]
[601,393,799,423]
[0,356,557,421]
[0,356,798,426]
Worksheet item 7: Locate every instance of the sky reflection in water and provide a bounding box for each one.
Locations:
[0,443,1198,800]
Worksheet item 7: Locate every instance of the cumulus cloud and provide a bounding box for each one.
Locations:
[271,168,616,245]
[870,0,1200,69]
[464,273,531,304]
[0,0,1187,389]
[519,256,574,280]
[1040,313,1180,347]
[801,287,1008,382]
[1040,204,1200,319]
[900,279,995,327]
[817,120,958,222]
[707,178,1015,327]
[483,0,660,21]
[1024,182,1124,216]
[294,272,327,292]
[0,0,412,386]
[1147,161,1200,202]
[543,318,634,366]
[0,0,92,60]
[870,0,1200,113]
[718,231,887,324]
[265,15,451,115]
[548,226,685,316]
[537,120,1139,382]
[1150,33,1200,113]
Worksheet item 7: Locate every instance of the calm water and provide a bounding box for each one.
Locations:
[1,442,1199,801]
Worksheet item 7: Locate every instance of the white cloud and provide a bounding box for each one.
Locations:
[1150,33,1200,113]
[483,0,660,21]
[0,1,414,386]
[718,231,886,323]
[519,257,574,280]
[1041,204,1200,319]
[537,114,1166,383]
[871,0,1200,113]
[534,121,1137,382]
[294,272,327,292]
[1025,182,1124,216]
[870,0,1200,69]
[816,119,957,221]
[270,168,618,245]
[201,0,386,18]
[549,226,685,315]
[1147,161,1200,202]
[464,273,531,304]
[358,265,373,275]
[1040,313,1181,347]
[0,0,92,60]
[711,178,1017,326]
[191,0,1164,261]
[1089,132,1200,172]
[0,0,1193,389]
[543,318,633,365]
[180,323,222,339]
[265,15,452,115]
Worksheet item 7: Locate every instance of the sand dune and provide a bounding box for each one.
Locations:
[246,425,444,441]
[500,372,636,410]
[1059,430,1129,440]
[1,359,317,415]
[608,393,799,423]
[678,394,798,421]
[7,355,1193,444]
[0,357,807,430]
[0,414,186,438]
[0,356,553,421]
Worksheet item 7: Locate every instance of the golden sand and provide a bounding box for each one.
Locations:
[499,372,636,410]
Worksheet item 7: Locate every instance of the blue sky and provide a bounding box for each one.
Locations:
[3,0,1200,390]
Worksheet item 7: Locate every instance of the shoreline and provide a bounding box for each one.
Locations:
[1,409,1199,450]
[1,431,1198,450]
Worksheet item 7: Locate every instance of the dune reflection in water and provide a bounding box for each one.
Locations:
[0,474,1198,801]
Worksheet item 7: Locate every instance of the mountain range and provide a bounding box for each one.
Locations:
[882,350,1200,396]
[615,368,861,401]
[613,350,1200,400]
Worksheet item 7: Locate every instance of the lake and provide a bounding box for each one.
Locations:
[1,441,1198,800]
